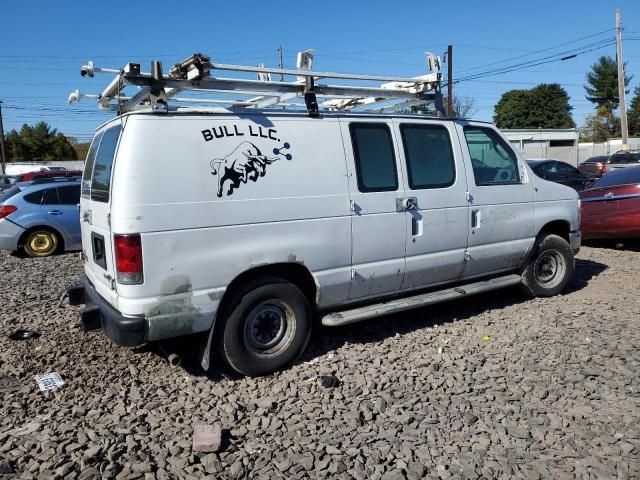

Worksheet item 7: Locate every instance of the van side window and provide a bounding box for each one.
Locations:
[463,126,520,186]
[91,125,122,202]
[400,124,455,189]
[350,124,398,192]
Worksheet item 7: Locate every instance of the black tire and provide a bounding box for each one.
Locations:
[215,276,312,377]
[22,228,61,257]
[521,234,574,297]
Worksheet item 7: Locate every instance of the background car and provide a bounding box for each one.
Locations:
[580,165,640,240]
[527,159,594,191]
[0,178,82,257]
[578,155,609,178]
[606,150,640,172]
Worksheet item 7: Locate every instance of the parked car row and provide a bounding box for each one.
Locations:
[578,150,640,178]
[527,159,594,191]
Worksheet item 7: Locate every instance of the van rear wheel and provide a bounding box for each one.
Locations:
[216,277,312,376]
[521,234,574,297]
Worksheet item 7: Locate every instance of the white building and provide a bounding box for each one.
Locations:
[501,129,580,166]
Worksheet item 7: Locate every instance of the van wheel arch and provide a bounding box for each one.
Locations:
[19,226,65,257]
[536,220,571,245]
[216,263,319,319]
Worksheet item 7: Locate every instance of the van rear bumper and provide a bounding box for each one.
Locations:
[67,276,146,347]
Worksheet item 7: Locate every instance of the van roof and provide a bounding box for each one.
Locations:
[94,109,492,131]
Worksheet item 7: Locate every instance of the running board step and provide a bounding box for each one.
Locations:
[321,274,522,327]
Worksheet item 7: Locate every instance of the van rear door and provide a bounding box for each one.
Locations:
[80,124,122,300]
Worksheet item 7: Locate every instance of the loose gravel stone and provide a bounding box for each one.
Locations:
[1,245,639,479]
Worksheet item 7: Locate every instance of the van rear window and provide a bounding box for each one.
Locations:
[87,125,122,202]
[82,131,103,197]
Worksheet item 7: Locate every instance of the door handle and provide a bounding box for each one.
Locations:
[47,210,63,215]
[471,209,481,229]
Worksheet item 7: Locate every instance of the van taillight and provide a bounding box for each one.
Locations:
[0,205,17,219]
[114,234,143,284]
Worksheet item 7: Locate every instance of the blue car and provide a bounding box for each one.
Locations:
[0,178,82,257]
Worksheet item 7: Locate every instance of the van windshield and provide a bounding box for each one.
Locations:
[84,124,122,202]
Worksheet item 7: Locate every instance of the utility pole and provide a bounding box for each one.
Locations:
[616,8,629,150]
[277,45,284,83]
[447,45,453,116]
[0,101,6,175]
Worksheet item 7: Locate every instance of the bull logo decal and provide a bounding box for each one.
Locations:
[209,141,292,197]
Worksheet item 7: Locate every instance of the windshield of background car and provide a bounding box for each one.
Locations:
[608,152,640,164]
[592,167,640,188]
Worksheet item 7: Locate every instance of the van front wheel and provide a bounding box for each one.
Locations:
[216,277,312,376]
[521,234,574,297]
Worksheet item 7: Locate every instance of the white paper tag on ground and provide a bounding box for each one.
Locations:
[34,372,64,391]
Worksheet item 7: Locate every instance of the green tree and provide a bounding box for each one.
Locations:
[4,121,77,161]
[584,56,632,111]
[493,83,575,129]
[627,86,640,136]
[580,107,620,143]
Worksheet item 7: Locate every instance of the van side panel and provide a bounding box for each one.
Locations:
[110,115,352,339]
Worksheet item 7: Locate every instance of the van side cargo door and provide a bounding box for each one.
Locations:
[341,120,407,300]
[393,120,470,289]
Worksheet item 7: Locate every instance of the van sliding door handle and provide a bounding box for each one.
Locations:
[471,209,481,229]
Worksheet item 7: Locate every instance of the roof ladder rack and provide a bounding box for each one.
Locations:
[68,50,445,117]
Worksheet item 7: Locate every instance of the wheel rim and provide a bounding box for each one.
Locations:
[534,249,565,289]
[28,231,57,256]
[244,300,295,356]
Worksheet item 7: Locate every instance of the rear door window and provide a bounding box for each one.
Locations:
[82,131,103,197]
[42,188,60,205]
[90,125,121,202]
[58,186,81,205]
[350,123,398,192]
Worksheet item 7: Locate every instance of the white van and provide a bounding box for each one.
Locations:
[67,110,580,376]
[67,54,580,376]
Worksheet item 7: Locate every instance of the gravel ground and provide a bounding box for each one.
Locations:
[1,245,639,479]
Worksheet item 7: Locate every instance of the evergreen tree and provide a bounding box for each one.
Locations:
[584,56,632,111]
[3,121,77,161]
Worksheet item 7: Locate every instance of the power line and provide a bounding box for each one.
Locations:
[457,27,615,75]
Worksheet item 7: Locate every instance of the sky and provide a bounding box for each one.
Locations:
[1,0,639,143]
